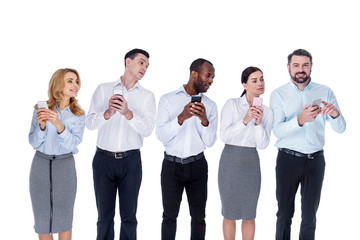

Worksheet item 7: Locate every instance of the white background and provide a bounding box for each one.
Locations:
[1,0,359,239]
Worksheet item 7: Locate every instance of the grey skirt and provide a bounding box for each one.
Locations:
[218,144,261,220]
[29,151,77,234]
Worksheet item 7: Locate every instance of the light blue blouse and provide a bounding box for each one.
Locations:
[29,106,85,155]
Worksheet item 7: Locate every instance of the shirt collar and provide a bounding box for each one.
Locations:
[55,105,70,112]
[176,85,203,97]
[240,95,250,106]
[113,78,140,91]
[289,77,313,92]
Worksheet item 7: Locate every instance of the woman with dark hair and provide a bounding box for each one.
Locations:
[29,68,85,240]
[218,67,273,240]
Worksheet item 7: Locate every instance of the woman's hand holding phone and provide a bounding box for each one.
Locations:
[36,108,50,130]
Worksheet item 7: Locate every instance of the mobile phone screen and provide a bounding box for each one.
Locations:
[311,99,321,107]
[37,101,48,109]
[191,96,202,103]
[252,97,263,107]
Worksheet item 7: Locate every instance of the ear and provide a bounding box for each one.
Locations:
[287,64,290,72]
[242,82,247,90]
[125,57,132,67]
[190,70,198,80]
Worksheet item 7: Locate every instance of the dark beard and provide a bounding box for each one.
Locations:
[194,79,208,93]
[290,71,311,84]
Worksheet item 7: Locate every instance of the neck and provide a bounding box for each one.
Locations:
[121,72,137,90]
[245,92,259,105]
[58,99,70,111]
[292,79,310,91]
[184,82,199,96]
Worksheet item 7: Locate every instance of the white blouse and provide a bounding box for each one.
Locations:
[220,96,273,150]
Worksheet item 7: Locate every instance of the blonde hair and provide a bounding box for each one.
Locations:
[36,68,84,116]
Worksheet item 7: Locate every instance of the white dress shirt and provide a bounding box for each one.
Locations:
[156,85,218,158]
[220,96,273,150]
[86,79,156,152]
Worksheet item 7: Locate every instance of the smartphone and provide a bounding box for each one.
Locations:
[191,96,202,103]
[113,88,123,96]
[252,97,263,107]
[37,101,48,109]
[311,98,321,107]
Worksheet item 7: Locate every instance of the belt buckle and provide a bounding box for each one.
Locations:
[115,152,124,159]
[307,154,314,160]
[180,158,185,164]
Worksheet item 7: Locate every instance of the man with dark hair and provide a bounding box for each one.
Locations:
[124,48,150,67]
[156,58,218,240]
[86,48,156,240]
[270,49,346,240]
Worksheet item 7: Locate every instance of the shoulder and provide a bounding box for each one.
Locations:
[223,97,239,108]
[93,81,116,94]
[137,84,155,98]
[159,88,181,101]
[202,94,217,108]
[271,83,290,95]
[310,81,332,91]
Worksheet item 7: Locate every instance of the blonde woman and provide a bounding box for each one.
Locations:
[29,68,85,240]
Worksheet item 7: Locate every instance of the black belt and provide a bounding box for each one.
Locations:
[97,147,139,159]
[279,148,323,160]
[164,152,204,164]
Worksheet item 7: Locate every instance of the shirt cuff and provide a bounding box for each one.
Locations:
[36,124,47,138]
[58,126,70,140]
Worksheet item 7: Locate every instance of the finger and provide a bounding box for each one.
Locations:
[304,104,311,110]
[324,106,335,115]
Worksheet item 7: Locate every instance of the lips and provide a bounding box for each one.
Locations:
[296,72,307,77]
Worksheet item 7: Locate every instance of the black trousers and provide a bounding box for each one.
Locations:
[275,150,325,240]
[161,156,208,240]
[93,150,142,240]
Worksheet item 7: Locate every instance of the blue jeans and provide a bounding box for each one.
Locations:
[161,157,208,240]
[275,151,325,240]
[93,149,142,240]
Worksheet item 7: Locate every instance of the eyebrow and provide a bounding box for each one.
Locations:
[139,58,149,63]
[292,62,310,65]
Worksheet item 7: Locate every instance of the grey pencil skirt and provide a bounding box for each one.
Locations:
[29,151,77,234]
[218,144,261,220]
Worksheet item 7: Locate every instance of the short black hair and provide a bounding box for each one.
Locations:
[190,58,213,73]
[288,49,312,64]
[124,48,150,67]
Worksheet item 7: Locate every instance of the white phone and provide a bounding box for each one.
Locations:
[252,97,263,107]
[37,101,48,109]
[113,88,123,96]
[311,98,321,107]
